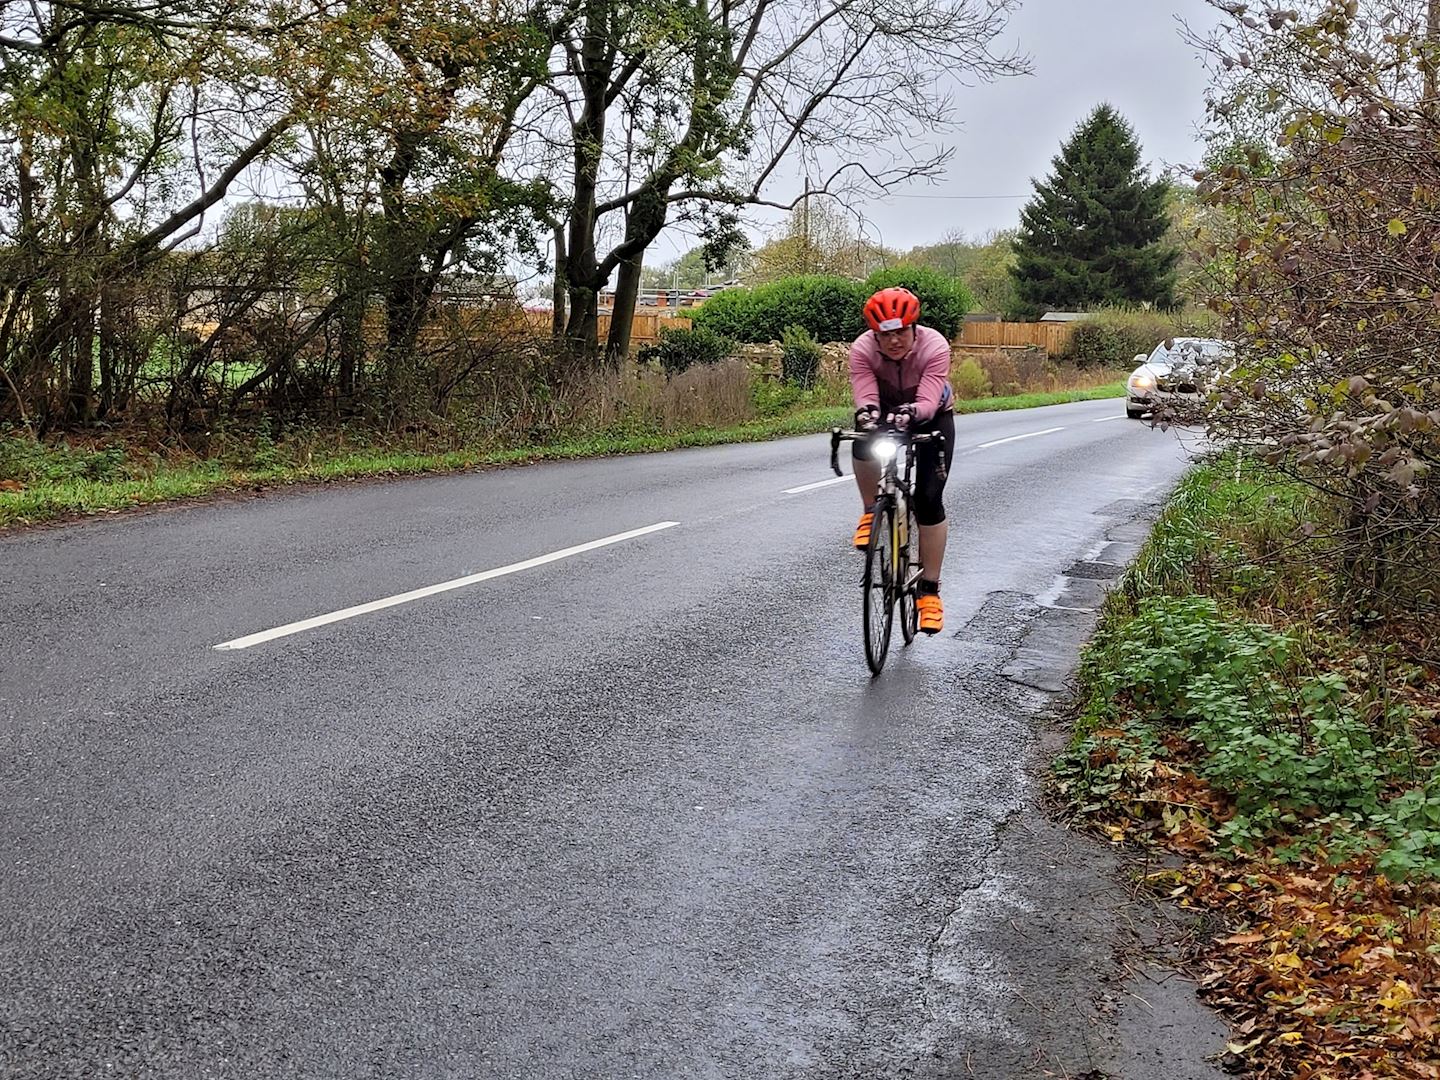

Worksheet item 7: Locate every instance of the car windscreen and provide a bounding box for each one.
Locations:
[1154,341,1227,364]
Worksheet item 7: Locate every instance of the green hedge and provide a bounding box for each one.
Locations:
[692,266,974,344]
[861,266,972,339]
[691,275,865,344]
[1066,307,1223,368]
[635,325,736,375]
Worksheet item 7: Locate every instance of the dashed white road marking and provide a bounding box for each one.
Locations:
[214,521,681,651]
[976,426,1067,449]
[784,475,852,495]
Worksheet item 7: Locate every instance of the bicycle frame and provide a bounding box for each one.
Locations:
[829,425,938,587]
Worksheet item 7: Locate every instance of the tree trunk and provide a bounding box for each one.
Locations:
[7,127,42,425]
[606,255,644,364]
[378,125,425,412]
[97,279,118,419]
[551,225,568,341]
[603,184,674,363]
[385,263,424,360]
[60,288,95,426]
[63,103,104,426]
[0,292,21,397]
[563,284,600,360]
[337,321,362,401]
[335,215,367,408]
[558,4,612,365]
[337,287,364,406]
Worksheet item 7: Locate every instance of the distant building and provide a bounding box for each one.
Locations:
[1038,311,1092,323]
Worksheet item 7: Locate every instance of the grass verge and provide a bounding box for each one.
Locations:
[0,384,1123,529]
[1054,453,1440,1078]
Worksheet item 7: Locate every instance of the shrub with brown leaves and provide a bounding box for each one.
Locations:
[1194,0,1440,629]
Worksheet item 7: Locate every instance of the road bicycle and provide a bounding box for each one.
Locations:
[829,426,945,675]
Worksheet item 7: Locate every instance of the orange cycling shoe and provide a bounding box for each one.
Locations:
[917,592,943,634]
[853,511,874,549]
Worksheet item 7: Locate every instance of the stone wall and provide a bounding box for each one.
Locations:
[736,342,850,378]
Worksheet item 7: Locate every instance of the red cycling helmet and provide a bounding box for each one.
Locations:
[863,287,921,333]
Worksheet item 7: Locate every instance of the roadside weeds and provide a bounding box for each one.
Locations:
[1052,455,1440,1079]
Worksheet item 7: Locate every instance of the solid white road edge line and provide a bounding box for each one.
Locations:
[213,521,682,651]
[976,426,1067,449]
[784,475,851,494]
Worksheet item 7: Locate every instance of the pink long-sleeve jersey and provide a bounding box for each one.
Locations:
[848,325,954,422]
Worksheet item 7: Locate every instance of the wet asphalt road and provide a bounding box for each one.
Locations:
[1,400,1204,1078]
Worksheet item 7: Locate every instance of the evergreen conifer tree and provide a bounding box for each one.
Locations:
[1009,104,1178,318]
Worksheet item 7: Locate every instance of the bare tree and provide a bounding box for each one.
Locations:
[536,0,1028,363]
[748,199,893,282]
[0,0,1027,426]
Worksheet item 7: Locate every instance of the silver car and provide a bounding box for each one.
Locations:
[1126,337,1231,419]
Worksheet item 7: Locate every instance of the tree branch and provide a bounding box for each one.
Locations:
[118,111,295,267]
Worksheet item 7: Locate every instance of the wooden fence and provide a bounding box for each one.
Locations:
[519,311,1075,355]
[958,320,1076,355]
[521,309,693,343]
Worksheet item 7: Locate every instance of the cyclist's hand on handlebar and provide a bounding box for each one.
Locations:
[888,404,918,432]
[854,403,880,431]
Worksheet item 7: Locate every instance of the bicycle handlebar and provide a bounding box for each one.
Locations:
[829,427,945,477]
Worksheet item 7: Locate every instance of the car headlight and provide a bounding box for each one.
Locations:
[872,437,898,464]
[1129,371,1156,391]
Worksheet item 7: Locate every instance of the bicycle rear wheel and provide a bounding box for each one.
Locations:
[863,497,896,674]
[898,500,920,645]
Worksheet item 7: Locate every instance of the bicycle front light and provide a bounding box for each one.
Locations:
[873,438,898,464]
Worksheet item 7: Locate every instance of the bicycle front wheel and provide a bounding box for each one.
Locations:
[899,500,920,645]
[863,497,896,674]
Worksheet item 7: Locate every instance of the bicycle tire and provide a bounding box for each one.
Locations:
[898,499,920,645]
[863,497,896,674]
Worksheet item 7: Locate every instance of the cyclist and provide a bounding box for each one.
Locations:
[849,286,956,634]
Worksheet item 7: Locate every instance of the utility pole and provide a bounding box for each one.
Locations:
[801,175,811,275]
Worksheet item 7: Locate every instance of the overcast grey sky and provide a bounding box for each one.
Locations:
[654,0,1224,262]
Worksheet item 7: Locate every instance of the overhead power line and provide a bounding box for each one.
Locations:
[881,193,1029,200]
